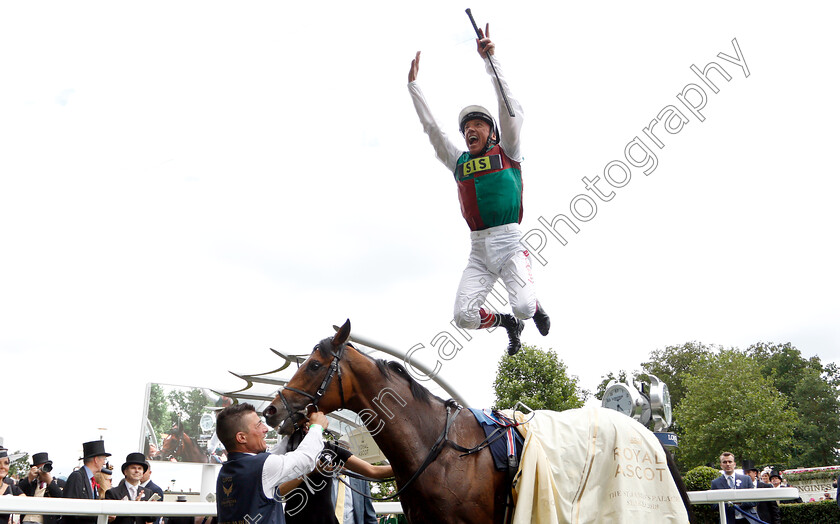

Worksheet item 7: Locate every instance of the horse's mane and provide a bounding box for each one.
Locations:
[316,338,439,405]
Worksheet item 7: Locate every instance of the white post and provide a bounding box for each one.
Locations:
[200,464,219,502]
[717,502,726,524]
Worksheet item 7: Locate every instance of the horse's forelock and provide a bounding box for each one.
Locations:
[315,338,333,358]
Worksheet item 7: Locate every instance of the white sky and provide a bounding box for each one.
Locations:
[2,1,839,482]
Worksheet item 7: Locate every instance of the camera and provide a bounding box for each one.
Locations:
[40,462,53,473]
[101,467,113,475]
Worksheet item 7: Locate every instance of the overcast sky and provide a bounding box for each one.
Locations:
[2,1,838,479]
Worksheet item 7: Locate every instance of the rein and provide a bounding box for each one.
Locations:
[275,343,348,430]
[335,399,465,502]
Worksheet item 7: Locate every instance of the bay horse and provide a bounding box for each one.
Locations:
[152,421,208,463]
[263,321,693,523]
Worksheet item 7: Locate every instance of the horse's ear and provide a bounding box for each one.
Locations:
[332,319,351,347]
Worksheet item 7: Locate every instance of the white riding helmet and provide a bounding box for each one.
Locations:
[458,105,500,153]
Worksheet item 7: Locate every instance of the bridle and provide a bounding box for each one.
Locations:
[274,341,349,430]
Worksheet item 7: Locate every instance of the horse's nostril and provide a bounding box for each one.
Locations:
[264,406,276,417]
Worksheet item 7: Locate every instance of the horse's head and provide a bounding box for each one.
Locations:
[157,433,180,461]
[263,319,352,434]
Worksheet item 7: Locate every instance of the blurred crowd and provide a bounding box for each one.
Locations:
[0,441,204,524]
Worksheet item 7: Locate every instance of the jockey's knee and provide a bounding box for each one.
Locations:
[453,309,480,330]
[511,300,536,321]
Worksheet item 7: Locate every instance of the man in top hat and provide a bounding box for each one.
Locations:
[408,25,551,357]
[105,453,158,524]
[710,452,758,523]
[769,470,803,504]
[19,452,65,524]
[742,460,779,524]
[63,440,112,524]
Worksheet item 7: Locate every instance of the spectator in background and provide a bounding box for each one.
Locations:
[19,452,64,524]
[710,452,758,523]
[1,449,25,524]
[93,466,114,499]
[837,471,840,508]
[140,464,164,501]
[770,471,802,504]
[105,453,158,524]
[743,461,779,524]
[64,440,112,524]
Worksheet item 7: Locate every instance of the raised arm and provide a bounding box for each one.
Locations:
[476,25,524,161]
[407,51,462,171]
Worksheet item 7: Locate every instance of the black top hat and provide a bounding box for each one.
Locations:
[742,460,759,473]
[81,440,111,460]
[769,470,782,480]
[121,452,149,473]
[0,450,7,460]
[31,452,52,467]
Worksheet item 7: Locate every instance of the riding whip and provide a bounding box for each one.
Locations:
[465,8,515,117]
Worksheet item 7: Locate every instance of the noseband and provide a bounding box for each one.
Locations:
[275,342,349,430]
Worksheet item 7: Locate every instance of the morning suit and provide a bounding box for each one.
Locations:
[754,480,780,524]
[710,473,758,523]
[142,480,164,500]
[105,479,157,524]
[18,475,65,524]
[334,477,377,524]
[63,467,98,524]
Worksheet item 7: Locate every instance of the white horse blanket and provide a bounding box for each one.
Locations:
[504,407,689,524]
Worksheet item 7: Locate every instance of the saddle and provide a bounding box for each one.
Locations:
[468,408,524,481]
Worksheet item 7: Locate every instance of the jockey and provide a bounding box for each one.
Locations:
[407,24,550,355]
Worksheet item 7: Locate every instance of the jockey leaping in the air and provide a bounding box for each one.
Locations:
[407,24,550,356]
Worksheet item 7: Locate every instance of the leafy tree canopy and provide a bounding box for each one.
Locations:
[675,349,798,467]
[493,345,587,412]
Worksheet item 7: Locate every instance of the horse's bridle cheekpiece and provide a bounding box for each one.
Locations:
[275,340,349,430]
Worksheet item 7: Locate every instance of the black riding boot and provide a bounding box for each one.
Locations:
[533,302,551,336]
[498,314,524,356]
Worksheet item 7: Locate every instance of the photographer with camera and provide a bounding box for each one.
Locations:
[19,452,65,524]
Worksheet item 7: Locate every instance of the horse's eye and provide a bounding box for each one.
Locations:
[308,361,322,372]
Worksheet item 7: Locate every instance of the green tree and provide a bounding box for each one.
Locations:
[745,342,840,467]
[9,451,29,479]
[147,383,172,444]
[167,388,211,437]
[789,367,840,466]
[746,342,821,401]
[593,370,634,401]
[641,341,716,410]
[493,345,586,411]
[675,350,797,467]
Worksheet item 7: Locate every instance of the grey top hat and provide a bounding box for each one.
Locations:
[81,440,111,460]
[121,452,149,473]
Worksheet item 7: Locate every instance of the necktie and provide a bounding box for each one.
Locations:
[91,477,99,499]
[334,475,346,524]
[728,476,735,489]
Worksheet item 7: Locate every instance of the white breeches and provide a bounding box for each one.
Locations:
[453,223,538,329]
